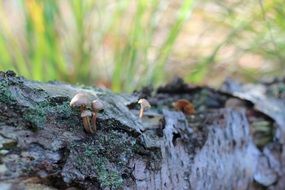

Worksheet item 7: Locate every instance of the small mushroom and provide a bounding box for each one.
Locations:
[138,98,151,118]
[90,99,104,132]
[91,112,97,132]
[70,93,89,111]
[81,110,94,133]
[91,99,104,112]
[70,93,94,133]
[172,99,195,115]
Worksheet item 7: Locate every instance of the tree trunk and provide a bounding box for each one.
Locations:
[0,71,284,190]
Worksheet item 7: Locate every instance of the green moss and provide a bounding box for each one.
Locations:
[0,80,14,103]
[90,156,123,189]
[98,169,123,189]
[23,104,47,128]
[70,130,138,189]
[73,145,124,189]
[0,75,75,129]
[23,100,74,129]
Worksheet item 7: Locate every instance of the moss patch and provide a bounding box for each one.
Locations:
[0,79,15,103]
[23,100,75,129]
[67,130,137,189]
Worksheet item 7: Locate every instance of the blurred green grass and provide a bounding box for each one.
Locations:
[0,0,284,92]
[0,0,195,92]
[188,0,285,83]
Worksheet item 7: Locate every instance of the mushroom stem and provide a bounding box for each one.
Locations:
[139,107,144,118]
[138,98,151,119]
[90,112,97,132]
[80,105,85,112]
[82,117,92,133]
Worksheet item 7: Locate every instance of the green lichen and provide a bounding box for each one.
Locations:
[23,104,47,128]
[0,73,75,129]
[90,156,123,189]
[70,130,138,189]
[0,80,14,103]
[98,169,123,189]
[73,146,124,189]
[23,100,75,129]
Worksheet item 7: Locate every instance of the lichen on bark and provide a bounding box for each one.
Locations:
[0,71,284,189]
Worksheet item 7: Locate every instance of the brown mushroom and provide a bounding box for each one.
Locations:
[91,112,97,132]
[172,99,195,115]
[70,93,95,133]
[138,98,151,118]
[81,110,94,133]
[90,99,104,132]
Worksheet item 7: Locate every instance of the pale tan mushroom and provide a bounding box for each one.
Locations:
[90,99,104,132]
[70,93,95,133]
[91,99,104,112]
[70,93,89,111]
[138,98,151,118]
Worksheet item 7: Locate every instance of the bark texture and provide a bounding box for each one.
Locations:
[0,71,284,190]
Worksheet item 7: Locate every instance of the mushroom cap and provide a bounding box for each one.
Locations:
[81,110,92,117]
[92,99,104,111]
[172,99,195,115]
[70,93,89,108]
[138,98,151,109]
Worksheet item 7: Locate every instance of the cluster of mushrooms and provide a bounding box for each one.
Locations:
[70,92,152,134]
[70,92,194,134]
[70,93,104,134]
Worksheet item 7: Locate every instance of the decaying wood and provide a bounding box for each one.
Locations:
[0,71,284,190]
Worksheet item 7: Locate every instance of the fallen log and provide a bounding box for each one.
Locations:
[0,71,284,189]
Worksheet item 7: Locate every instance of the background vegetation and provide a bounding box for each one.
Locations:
[0,0,284,92]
